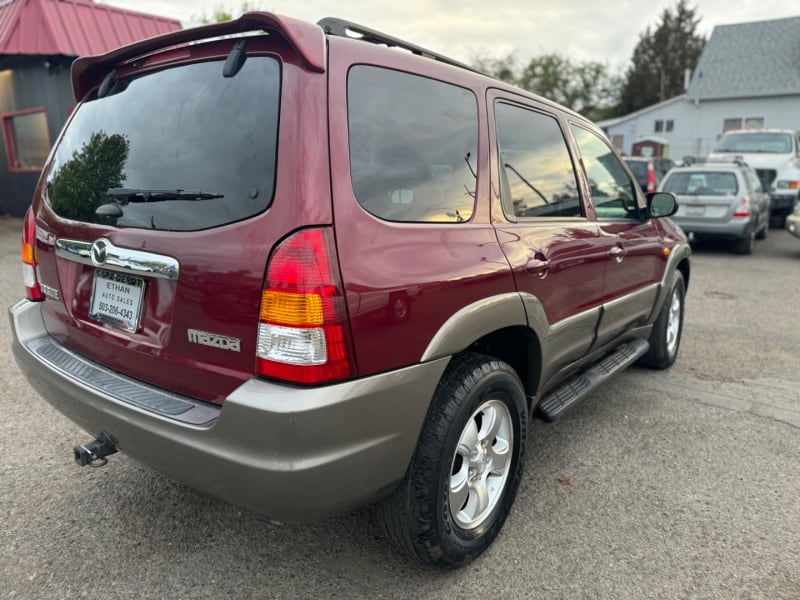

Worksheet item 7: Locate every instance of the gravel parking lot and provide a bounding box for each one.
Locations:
[1,215,798,599]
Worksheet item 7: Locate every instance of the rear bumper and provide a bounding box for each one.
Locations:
[670,217,751,239]
[10,299,448,522]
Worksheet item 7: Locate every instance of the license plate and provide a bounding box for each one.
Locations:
[89,269,145,332]
[685,205,705,217]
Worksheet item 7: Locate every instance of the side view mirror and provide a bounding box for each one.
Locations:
[647,191,678,218]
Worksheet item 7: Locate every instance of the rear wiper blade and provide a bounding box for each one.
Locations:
[106,188,224,202]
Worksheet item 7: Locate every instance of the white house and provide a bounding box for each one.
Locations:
[599,16,800,161]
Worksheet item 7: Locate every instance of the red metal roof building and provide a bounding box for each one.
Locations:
[0,0,180,56]
[0,0,181,216]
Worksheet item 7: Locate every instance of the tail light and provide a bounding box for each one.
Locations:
[733,197,750,218]
[21,207,45,301]
[256,227,355,384]
[646,162,656,193]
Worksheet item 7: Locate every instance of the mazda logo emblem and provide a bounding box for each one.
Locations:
[91,239,108,266]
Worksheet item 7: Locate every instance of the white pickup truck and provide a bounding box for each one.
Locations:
[708,128,800,226]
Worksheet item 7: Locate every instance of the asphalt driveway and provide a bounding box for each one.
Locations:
[1,216,798,599]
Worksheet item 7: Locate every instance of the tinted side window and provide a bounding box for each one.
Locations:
[494,102,581,218]
[570,125,639,221]
[347,67,477,223]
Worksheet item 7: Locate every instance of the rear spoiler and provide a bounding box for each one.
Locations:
[71,11,326,102]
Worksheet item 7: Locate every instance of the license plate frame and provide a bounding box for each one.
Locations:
[685,205,705,217]
[89,268,146,333]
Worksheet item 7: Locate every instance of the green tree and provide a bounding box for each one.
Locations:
[517,54,621,120]
[196,2,267,24]
[473,52,621,121]
[618,0,705,114]
[471,52,517,85]
[49,131,130,222]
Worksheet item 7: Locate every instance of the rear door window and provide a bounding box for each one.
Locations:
[347,66,478,223]
[494,102,582,219]
[625,160,647,180]
[47,57,281,231]
[663,172,738,195]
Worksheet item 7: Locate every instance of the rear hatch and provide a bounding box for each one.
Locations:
[624,159,650,191]
[662,170,744,224]
[29,16,332,404]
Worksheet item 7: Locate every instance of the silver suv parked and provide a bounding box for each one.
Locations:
[659,161,770,254]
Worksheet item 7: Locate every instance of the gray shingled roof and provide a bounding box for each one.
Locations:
[686,16,800,100]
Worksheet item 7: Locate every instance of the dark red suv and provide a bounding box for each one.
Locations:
[10,13,690,567]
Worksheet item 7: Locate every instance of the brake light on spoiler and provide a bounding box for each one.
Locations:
[256,228,355,384]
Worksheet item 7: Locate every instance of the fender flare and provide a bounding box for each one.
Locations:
[420,292,530,362]
[647,241,691,324]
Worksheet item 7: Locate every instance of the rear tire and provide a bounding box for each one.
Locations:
[639,271,685,370]
[731,230,754,255]
[755,220,768,240]
[377,353,527,567]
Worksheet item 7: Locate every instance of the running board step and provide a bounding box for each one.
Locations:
[537,338,650,422]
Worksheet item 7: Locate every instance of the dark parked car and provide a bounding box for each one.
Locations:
[624,156,676,193]
[10,13,690,567]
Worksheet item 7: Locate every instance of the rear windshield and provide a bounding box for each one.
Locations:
[624,160,647,178]
[46,57,280,231]
[662,171,738,195]
[712,132,792,154]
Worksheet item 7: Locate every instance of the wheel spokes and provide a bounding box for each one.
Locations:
[449,467,470,514]
[448,398,515,530]
[457,419,479,457]
[486,435,510,472]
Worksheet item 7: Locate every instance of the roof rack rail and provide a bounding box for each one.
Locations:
[690,157,749,167]
[317,17,482,75]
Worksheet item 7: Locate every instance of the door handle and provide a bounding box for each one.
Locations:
[526,255,551,276]
[609,246,626,262]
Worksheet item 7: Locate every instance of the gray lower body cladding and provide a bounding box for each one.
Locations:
[10,299,448,522]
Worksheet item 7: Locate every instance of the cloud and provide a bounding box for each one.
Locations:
[105,0,800,69]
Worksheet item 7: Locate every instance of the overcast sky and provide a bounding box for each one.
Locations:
[105,1,798,70]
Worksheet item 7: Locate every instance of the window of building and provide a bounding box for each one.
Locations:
[347,66,478,223]
[654,120,664,132]
[494,102,581,219]
[665,120,674,132]
[2,108,51,172]
[744,117,764,128]
[723,118,743,132]
[611,135,624,152]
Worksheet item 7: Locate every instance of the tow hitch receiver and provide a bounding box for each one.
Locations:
[74,432,118,467]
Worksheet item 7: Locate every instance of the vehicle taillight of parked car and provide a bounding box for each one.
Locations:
[647,162,657,193]
[256,227,354,384]
[733,197,751,218]
[21,207,45,301]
